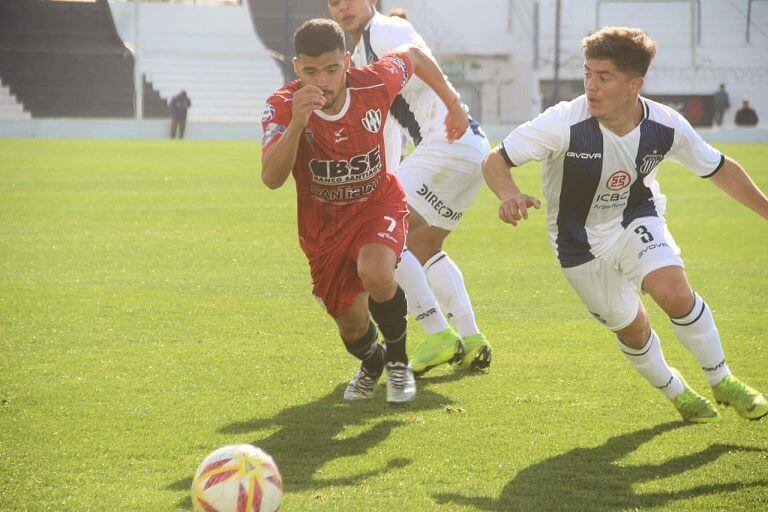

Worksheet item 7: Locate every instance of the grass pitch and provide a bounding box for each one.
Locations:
[1,139,766,511]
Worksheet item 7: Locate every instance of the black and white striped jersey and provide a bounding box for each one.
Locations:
[501,95,724,268]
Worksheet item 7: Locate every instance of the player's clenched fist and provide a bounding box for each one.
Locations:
[292,85,326,127]
[444,99,469,143]
[498,193,541,226]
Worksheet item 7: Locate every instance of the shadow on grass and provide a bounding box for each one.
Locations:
[435,421,768,511]
[169,380,454,508]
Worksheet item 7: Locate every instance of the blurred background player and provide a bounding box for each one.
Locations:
[261,19,469,403]
[329,0,492,376]
[482,27,768,422]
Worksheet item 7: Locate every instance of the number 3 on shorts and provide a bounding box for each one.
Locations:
[634,225,654,244]
[383,216,397,233]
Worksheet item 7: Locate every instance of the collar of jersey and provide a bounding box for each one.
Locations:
[313,89,352,121]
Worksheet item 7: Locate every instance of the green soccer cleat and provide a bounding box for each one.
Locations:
[453,333,492,371]
[410,328,465,377]
[712,375,768,420]
[671,369,722,423]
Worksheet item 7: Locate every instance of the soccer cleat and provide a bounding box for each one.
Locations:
[453,333,492,370]
[343,365,382,401]
[386,362,416,404]
[670,369,722,423]
[409,328,465,376]
[712,375,768,420]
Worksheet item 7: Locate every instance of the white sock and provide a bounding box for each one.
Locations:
[618,330,684,399]
[424,251,480,338]
[395,249,449,335]
[671,292,731,386]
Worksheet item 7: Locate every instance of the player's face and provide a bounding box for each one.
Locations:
[584,59,643,121]
[294,49,351,112]
[328,0,377,37]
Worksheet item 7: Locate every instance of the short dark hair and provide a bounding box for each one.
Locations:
[582,27,657,77]
[389,8,408,20]
[294,18,345,58]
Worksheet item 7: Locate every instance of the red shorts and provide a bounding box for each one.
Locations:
[305,202,408,317]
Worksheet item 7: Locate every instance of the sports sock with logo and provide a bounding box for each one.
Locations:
[343,322,384,376]
[424,251,479,338]
[618,330,684,399]
[369,286,408,364]
[670,292,731,386]
[395,249,449,335]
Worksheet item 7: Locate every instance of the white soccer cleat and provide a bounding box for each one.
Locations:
[343,365,381,400]
[386,362,416,404]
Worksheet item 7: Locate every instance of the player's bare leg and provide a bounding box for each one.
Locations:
[614,299,720,422]
[643,266,767,419]
[358,243,415,403]
[408,209,490,372]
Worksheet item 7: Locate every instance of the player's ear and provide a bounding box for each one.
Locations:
[292,57,300,78]
[630,75,644,96]
[344,51,351,70]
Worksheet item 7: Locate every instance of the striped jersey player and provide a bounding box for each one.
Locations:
[329,0,492,376]
[483,26,768,423]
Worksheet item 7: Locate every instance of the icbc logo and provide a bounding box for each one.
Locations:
[606,170,631,191]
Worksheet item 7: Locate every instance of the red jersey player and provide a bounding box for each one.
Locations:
[261,19,468,404]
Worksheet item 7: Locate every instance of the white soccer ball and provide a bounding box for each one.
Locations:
[191,444,282,512]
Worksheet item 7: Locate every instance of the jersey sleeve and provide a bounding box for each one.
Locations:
[501,104,566,166]
[367,51,414,103]
[667,113,725,178]
[261,94,293,152]
[371,19,425,57]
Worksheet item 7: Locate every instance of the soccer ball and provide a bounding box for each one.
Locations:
[191,444,282,512]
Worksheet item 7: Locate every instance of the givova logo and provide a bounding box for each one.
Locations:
[566,151,602,159]
[309,146,381,185]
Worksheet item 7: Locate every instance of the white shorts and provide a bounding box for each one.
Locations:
[561,217,684,331]
[395,129,489,231]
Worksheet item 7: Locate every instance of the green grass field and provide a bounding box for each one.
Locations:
[1,139,766,511]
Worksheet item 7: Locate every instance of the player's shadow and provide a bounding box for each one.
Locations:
[434,421,768,511]
[169,381,453,508]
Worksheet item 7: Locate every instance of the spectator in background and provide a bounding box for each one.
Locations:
[388,8,408,19]
[712,83,729,127]
[170,90,191,139]
[735,98,759,127]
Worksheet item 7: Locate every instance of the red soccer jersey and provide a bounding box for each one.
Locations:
[262,52,413,254]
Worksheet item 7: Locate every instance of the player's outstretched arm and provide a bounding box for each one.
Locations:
[261,86,325,189]
[708,156,768,220]
[394,44,468,142]
[482,147,541,226]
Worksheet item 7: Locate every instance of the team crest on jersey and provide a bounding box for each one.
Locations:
[362,109,382,133]
[639,151,663,175]
[305,128,314,144]
[261,103,275,123]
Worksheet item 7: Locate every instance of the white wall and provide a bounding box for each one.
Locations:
[384,0,768,127]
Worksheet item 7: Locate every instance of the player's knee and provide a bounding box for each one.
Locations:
[615,310,650,349]
[656,285,694,319]
[359,268,397,302]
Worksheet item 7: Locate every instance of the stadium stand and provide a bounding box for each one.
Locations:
[247,0,330,83]
[109,0,283,122]
[0,82,29,120]
[0,0,167,119]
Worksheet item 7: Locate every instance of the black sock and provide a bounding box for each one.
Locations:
[343,322,385,376]
[369,286,408,364]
